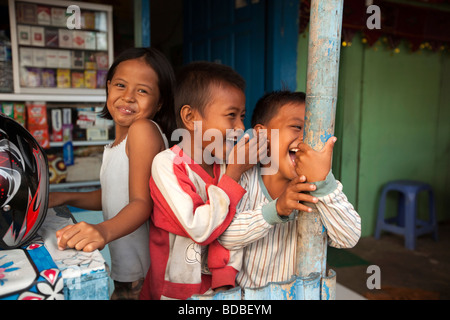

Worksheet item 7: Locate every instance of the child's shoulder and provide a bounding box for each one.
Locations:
[129,118,160,134]
[128,119,164,144]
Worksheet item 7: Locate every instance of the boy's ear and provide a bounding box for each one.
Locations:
[253,124,265,133]
[253,124,268,141]
[180,105,197,131]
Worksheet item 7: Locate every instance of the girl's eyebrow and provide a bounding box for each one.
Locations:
[113,77,154,91]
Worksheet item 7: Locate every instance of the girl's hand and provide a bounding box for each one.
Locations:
[56,222,108,252]
[276,175,319,216]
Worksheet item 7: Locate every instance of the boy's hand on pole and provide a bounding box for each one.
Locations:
[295,136,337,182]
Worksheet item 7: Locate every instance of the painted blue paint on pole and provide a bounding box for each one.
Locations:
[296,0,344,289]
[142,0,151,47]
[303,0,344,151]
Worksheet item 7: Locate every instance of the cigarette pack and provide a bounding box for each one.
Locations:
[58,29,73,48]
[72,51,85,69]
[62,108,72,125]
[96,32,107,51]
[13,103,26,126]
[95,52,109,69]
[16,3,37,24]
[82,12,96,30]
[37,6,51,25]
[51,7,67,27]
[84,32,96,50]
[95,12,108,32]
[51,108,63,142]
[84,70,97,89]
[45,28,59,47]
[29,127,50,149]
[42,69,56,88]
[19,48,33,66]
[17,25,31,46]
[57,50,71,69]
[96,70,108,89]
[57,69,71,88]
[45,50,58,68]
[71,71,85,88]
[84,52,96,70]
[72,31,85,49]
[1,102,14,118]
[31,27,45,47]
[32,49,46,67]
[20,67,41,87]
[87,127,108,141]
[26,102,47,127]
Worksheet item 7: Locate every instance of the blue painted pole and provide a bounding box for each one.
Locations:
[303,0,343,150]
[134,0,151,47]
[141,0,151,47]
[296,0,344,279]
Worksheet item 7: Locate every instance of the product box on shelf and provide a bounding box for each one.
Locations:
[9,0,113,93]
[26,101,50,148]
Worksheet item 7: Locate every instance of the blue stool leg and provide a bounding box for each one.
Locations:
[375,189,388,239]
[397,193,405,227]
[428,190,438,241]
[404,193,416,250]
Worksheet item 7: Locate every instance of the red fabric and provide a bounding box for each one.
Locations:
[140,146,245,300]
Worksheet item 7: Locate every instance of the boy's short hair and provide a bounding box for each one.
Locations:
[174,61,246,128]
[251,91,306,127]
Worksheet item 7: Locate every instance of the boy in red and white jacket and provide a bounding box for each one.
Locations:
[140,62,266,300]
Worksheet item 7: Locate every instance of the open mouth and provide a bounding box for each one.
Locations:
[289,148,299,166]
[118,106,135,114]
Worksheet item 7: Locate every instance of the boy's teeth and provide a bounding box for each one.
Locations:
[290,148,299,153]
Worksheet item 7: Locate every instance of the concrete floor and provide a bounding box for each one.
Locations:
[330,220,450,300]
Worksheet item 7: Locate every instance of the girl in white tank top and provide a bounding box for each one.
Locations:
[49,48,176,300]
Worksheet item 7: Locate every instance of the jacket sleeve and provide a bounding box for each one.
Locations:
[311,171,361,248]
[208,240,243,289]
[218,169,292,251]
[150,151,246,246]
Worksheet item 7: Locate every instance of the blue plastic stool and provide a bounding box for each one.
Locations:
[375,180,438,250]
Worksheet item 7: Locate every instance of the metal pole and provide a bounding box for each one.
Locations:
[296,0,344,278]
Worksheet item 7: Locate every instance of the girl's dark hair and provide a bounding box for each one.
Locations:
[100,47,177,146]
[251,91,306,127]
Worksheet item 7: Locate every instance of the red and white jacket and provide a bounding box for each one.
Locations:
[140,145,246,300]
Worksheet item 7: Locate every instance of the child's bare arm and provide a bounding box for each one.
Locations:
[49,189,102,211]
[57,119,163,252]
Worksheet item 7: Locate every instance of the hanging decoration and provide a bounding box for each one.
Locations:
[299,0,450,54]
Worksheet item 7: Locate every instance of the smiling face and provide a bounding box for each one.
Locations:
[106,58,161,132]
[195,83,246,162]
[262,101,305,181]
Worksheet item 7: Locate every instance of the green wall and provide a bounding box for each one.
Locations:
[297,33,450,237]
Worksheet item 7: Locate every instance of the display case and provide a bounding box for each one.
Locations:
[2,0,115,190]
[8,0,114,95]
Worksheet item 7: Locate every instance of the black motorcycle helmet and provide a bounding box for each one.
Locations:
[0,114,49,249]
